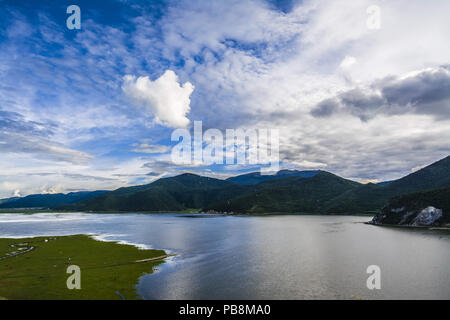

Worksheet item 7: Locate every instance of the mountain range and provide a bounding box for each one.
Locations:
[0,191,106,209]
[205,155,450,214]
[1,155,450,216]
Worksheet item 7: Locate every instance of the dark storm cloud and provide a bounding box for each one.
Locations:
[310,98,340,118]
[146,172,161,177]
[381,65,450,117]
[311,66,450,120]
[280,127,449,182]
[141,160,176,177]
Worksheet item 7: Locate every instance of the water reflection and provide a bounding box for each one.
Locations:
[0,213,449,299]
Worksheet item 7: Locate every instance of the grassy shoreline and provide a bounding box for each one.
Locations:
[0,234,168,300]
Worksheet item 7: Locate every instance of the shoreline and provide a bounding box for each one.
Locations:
[0,234,169,300]
[365,221,450,231]
[0,209,202,214]
[0,209,376,217]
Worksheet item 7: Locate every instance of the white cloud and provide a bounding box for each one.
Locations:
[340,56,357,69]
[13,189,22,197]
[122,70,194,128]
[293,160,328,169]
[1,0,450,196]
[131,143,171,154]
[411,165,426,173]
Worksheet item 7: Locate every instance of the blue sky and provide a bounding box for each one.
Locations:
[1,0,450,197]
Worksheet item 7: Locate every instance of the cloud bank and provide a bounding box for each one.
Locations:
[1,0,450,197]
[311,65,450,121]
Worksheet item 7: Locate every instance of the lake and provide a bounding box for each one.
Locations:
[0,213,449,299]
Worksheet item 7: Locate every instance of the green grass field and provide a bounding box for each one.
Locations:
[0,235,167,300]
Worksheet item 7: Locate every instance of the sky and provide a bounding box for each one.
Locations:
[0,0,449,197]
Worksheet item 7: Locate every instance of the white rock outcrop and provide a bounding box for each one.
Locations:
[411,206,443,226]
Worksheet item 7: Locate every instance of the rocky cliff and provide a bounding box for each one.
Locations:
[371,187,450,227]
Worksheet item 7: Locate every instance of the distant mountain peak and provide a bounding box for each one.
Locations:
[177,173,201,177]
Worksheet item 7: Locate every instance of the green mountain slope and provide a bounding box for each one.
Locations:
[62,155,450,215]
[386,156,450,193]
[0,197,20,205]
[226,170,321,185]
[324,156,450,213]
[71,173,248,212]
[205,172,361,214]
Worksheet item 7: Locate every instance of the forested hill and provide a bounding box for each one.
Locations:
[3,156,450,216]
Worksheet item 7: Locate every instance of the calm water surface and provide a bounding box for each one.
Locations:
[0,213,449,299]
